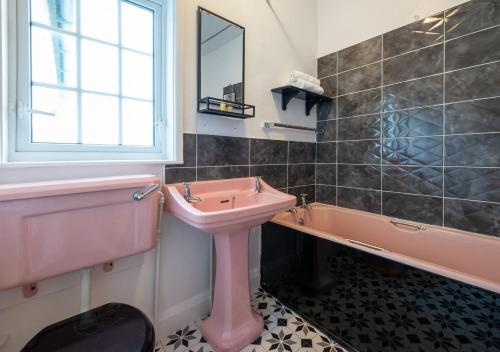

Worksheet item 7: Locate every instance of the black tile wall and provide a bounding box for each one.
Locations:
[316,0,500,237]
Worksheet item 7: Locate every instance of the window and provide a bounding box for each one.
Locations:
[8,0,177,162]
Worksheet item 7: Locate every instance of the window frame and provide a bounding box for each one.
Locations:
[6,0,177,162]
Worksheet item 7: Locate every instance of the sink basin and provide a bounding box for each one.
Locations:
[164,177,295,352]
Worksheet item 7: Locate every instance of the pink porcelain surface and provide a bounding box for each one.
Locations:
[0,175,160,291]
[164,178,295,352]
[272,203,500,294]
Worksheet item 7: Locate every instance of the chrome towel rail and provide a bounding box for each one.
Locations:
[348,239,385,252]
[389,219,427,231]
[262,122,325,134]
[132,184,160,201]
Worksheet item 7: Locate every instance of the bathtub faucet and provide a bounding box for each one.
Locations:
[300,194,312,209]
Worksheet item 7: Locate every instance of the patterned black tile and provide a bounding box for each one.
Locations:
[315,185,337,206]
[383,13,444,58]
[317,99,337,121]
[317,119,337,142]
[197,134,248,166]
[288,164,315,187]
[288,185,315,205]
[250,139,287,165]
[445,97,500,134]
[338,140,381,165]
[317,142,337,163]
[383,106,443,138]
[251,165,287,189]
[444,198,500,237]
[382,192,443,226]
[165,167,196,184]
[383,166,443,196]
[318,52,337,78]
[316,163,336,185]
[382,137,443,166]
[338,63,381,95]
[338,36,382,72]
[196,166,248,181]
[446,25,500,71]
[321,76,338,98]
[338,165,381,190]
[445,0,500,40]
[338,88,381,118]
[445,133,500,167]
[445,60,500,103]
[289,142,316,164]
[337,187,381,214]
[445,167,500,203]
[383,75,443,112]
[338,114,381,141]
[181,133,196,167]
[383,44,443,85]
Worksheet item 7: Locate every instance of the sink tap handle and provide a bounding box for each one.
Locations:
[300,193,307,204]
[183,182,192,200]
[255,176,263,193]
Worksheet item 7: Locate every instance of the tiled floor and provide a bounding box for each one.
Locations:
[157,288,349,352]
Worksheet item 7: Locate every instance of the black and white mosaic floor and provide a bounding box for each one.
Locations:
[157,288,349,352]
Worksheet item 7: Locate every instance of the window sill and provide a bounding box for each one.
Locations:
[0,159,183,169]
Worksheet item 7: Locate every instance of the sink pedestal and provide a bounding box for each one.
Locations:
[201,229,263,352]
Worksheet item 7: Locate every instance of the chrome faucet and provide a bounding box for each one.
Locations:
[183,182,202,203]
[255,176,263,193]
[300,193,312,209]
[288,208,298,214]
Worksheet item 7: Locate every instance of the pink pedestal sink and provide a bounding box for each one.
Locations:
[164,177,295,352]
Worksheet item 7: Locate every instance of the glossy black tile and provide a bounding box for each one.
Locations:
[288,185,315,205]
[317,99,336,121]
[445,167,500,202]
[445,97,500,134]
[316,119,337,142]
[165,167,196,184]
[320,75,337,97]
[338,88,381,118]
[288,164,315,187]
[444,198,500,237]
[383,137,443,166]
[338,114,381,141]
[250,139,287,165]
[316,142,337,163]
[338,140,381,165]
[317,52,337,78]
[197,166,249,181]
[383,166,443,196]
[445,60,500,103]
[288,142,316,163]
[383,44,443,85]
[250,165,287,189]
[338,164,381,190]
[338,62,381,95]
[382,192,443,226]
[338,36,382,72]
[315,185,336,205]
[446,25,500,71]
[316,163,336,185]
[445,0,500,40]
[383,13,444,58]
[383,75,443,112]
[445,133,500,166]
[383,106,443,138]
[337,187,381,214]
[197,134,249,166]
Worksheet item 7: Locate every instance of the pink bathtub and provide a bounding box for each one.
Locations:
[271,203,500,294]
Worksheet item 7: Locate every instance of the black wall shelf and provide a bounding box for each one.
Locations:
[198,97,255,119]
[271,85,333,116]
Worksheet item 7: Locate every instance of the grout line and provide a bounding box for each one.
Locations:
[195,134,198,181]
[442,16,447,227]
[445,22,500,43]
[336,51,339,206]
[286,141,289,190]
[445,58,500,74]
[380,34,384,215]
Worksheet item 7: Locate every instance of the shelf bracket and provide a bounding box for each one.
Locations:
[280,89,299,111]
[305,95,320,116]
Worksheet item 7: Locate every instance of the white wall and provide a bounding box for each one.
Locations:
[317,0,469,57]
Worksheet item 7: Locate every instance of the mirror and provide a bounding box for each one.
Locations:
[198,7,253,118]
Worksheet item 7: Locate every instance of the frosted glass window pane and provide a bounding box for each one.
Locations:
[80,0,118,43]
[121,2,153,54]
[31,27,77,87]
[122,50,153,100]
[82,93,119,145]
[31,86,78,143]
[31,0,76,32]
[81,40,119,94]
[122,99,154,146]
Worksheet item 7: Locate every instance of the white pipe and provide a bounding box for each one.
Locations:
[80,268,92,313]
[153,191,165,328]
